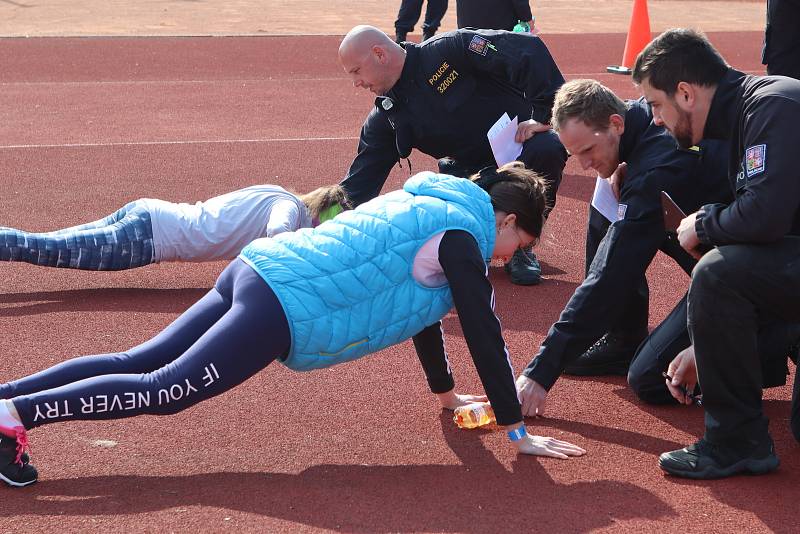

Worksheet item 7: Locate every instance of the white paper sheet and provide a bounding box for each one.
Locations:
[487,113,524,167]
[591,176,621,222]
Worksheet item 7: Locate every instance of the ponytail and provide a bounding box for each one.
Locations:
[470,162,547,239]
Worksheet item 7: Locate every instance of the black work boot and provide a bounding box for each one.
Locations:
[504,248,542,286]
[395,32,408,44]
[564,332,645,376]
[659,435,779,479]
[0,431,37,488]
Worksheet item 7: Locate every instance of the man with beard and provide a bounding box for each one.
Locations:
[633,28,800,479]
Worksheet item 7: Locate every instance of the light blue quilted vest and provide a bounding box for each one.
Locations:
[239,172,495,371]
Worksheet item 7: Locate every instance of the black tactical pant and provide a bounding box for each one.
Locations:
[584,206,650,341]
[582,206,799,411]
[627,293,799,405]
[688,237,800,446]
[395,0,449,35]
[763,0,800,79]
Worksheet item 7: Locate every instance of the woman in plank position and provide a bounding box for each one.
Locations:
[0,163,585,487]
[1,183,350,270]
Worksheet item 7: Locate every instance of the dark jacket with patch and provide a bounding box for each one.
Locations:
[456,0,533,31]
[695,69,800,245]
[523,100,732,390]
[341,29,564,206]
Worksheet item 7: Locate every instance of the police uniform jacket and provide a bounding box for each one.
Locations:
[341,29,564,206]
[695,68,800,245]
[456,0,533,31]
[523,100,732,390]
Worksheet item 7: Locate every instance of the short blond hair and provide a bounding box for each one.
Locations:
[551,79,627,132]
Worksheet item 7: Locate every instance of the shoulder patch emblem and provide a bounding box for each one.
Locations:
[745,144,766,178]
[468,35,490,56]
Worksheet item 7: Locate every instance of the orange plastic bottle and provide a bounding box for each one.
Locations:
[453,402,496,429]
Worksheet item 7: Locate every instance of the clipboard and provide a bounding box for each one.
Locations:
[660,191,686,233]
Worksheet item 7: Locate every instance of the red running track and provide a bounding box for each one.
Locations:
[0,31,796,533]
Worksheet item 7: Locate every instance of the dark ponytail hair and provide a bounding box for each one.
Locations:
[471,161,547,239]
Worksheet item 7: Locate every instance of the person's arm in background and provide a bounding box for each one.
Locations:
[340,108,401,207]
[522,212,665,388]
[519,170,674,415]
[265,199,303,237]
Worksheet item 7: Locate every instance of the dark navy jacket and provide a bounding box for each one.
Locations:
[523,100,732,390]
[696,69,800,245]
[341,29,564,206]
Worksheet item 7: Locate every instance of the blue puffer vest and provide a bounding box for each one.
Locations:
[239,172,495,371]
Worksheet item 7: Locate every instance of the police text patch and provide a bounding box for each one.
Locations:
[617,203,628,221]
[469,35,490,56]
[745,144,766,178]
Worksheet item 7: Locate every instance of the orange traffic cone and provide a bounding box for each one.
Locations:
[607,0,652,75]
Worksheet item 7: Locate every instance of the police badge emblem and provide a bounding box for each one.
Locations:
[745,144,766,178]
[469,35,490,56]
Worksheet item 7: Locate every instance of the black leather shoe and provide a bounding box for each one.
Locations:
[659,436,779,479]
[395,32,407,44]
[504,248,542,286]
[564,332,644,376]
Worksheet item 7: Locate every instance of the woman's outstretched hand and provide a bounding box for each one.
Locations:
[515,433,587,459]
[436,390,488,411]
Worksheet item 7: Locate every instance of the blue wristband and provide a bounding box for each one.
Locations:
[507,425,526,442]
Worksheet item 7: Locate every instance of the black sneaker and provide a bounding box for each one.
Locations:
[504,248,542,286]
[422,30,436,41]
[659,436,780,479]
[0,429,37,488]
[395,32,407,44]
[564,332,643,376]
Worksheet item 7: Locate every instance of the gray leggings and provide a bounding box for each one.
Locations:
[0,200,155,270]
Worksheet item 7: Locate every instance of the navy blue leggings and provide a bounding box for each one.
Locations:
[2,259,290,429]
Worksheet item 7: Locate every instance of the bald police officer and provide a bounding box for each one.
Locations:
[338,25,567,285]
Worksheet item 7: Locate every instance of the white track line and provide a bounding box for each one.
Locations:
[0,137,359,150]
[0,78,349,87]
